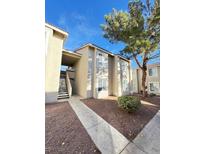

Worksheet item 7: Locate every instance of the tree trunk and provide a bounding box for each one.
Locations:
[142,68,147,97]
[132,54,148,97]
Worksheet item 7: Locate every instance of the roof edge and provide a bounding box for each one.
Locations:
[74,43,130,62]
[63,49,82,57]
[45,23,68,37]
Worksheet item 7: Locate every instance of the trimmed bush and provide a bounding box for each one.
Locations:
[117,96,141,113]
[149,93,156,97]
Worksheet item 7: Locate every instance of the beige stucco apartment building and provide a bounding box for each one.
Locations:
[45,23,68,103]
[74,43,139,99]
[45,23,160,103]
[45,23,139,103]
[137,63,160,95]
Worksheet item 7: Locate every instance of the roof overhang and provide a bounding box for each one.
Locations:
[117,55,130,62]
[45,23,68,38]
[74,43,130,62]
[61,49,81,66]
[74,43,114,56]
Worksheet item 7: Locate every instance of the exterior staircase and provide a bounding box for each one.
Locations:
[58,73,69,99]
[58,70,72,100]
[58,92,69,99]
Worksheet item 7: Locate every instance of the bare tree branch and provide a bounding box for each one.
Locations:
[133,53,142,69]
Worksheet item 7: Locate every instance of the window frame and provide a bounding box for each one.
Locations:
[148,67,158,77]
[98,78,108,91]
[148,82,160,92]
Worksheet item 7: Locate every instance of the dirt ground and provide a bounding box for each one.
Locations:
[45,102,100,154]
[82,94,160,141]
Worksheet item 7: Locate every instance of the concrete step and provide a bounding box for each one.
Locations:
[58,92,68,94]
[58,96,69,99]
[58,93,69,99]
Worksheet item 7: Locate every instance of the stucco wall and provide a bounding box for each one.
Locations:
[73,45,132,98]
[112,56,131,97]
[130,69,138,93]
[147,65,160,82]
[67,71,75,94]
[74,46,112,99]
[147,65,160,94]
[108,55,114,95]
[137,69,142,93]
[137,64,160,94]
[73,47,89,98]
[112,56,119,96]
[67,71,75,78]
[45,28,65,103]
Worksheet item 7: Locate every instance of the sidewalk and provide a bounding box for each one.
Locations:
[69,96,160,154]
[121,111,160,154]
[69,96,130,154]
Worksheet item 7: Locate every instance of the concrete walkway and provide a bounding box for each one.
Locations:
[68,96,160,154]
[121,111,160,154]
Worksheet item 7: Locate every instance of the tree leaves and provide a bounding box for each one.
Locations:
[101,0,160,67]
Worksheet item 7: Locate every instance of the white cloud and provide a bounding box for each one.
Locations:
[70,12,99,39]
[57,12,100,50]
[58,14,66,26]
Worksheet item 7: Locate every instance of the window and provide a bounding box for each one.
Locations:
[149,82,159,92]
[98,78,107,91]
[88,51,93,79]
[96,52,108,75]
[120,60,129,92]
[98,53,103,66]
[148,68,157,77]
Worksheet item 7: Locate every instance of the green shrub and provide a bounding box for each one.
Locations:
[117,96,141,113]
[149,93,156,97]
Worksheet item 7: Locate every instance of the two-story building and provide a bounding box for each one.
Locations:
[45,23,160,103]
[45,23,138,103]
[72,43,134,99]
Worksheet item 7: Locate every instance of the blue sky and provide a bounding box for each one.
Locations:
[46,0,159,68]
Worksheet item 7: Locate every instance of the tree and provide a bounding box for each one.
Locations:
[101,0,160,97]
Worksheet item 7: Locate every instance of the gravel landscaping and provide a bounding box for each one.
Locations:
[45,102,100,154]
[82,94,160,141]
